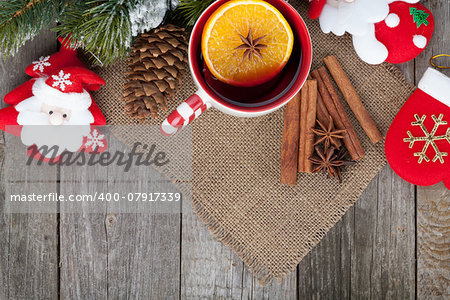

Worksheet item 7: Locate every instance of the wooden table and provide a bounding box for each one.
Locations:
[0,1,448,298]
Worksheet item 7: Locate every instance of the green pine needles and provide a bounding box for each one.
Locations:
[0,0,65,57]
[0,0,151,65]
[171,0,215,26]
[55,0,135,66]
[0,0,213,65]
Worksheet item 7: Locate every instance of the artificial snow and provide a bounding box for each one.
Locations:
[129,0,179,36]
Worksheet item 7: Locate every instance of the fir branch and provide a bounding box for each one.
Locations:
[1,0,174,65]
[54,0,138,66]
[0,0,64,57]
[171,0,215,27]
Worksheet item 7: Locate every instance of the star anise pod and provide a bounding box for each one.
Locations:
[333,147,356,181]
[234,28,267,62]
[335,147,356,167]
[309,146,345,182]
[312,116,346,150]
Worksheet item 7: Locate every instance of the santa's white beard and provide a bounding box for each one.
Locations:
[21,124,90,158]
[319,0,389,36]
[16,98,94,158]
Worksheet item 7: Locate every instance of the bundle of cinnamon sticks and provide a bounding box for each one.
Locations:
[281,55,382,185]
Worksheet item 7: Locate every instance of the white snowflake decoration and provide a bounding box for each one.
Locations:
[51,70,72,91]
[404,114,450,164]
[85,129,105,150]
[32,56,51,72]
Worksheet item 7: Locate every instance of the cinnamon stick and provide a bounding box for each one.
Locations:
[311,68,364,160]
[281,92,301,185]
[318,67,365,159]
[324,55,383,144]
[298,83,309,173]
[316,93,341,148]
[304,80,317,173]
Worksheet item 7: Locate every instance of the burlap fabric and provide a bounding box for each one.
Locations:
[90,0,414,285]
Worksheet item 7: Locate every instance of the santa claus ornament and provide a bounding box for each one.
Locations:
[385,68,450,189]
[308,0,435,64]
[0,39,107,162]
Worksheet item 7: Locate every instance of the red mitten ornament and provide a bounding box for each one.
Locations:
[385,68,450,189]
[0,41,108,162]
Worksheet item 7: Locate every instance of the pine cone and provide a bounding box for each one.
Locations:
[123,24,188,121]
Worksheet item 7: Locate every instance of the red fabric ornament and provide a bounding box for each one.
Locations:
[385,68,450,189]
[375,1,434,64]
[308,0,326,19]
[25,37,85,77]
[0,39,108,162]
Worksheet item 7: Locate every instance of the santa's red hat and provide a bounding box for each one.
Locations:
[32,67,105,111]
[25,37,85,77]
[308,0,326,19]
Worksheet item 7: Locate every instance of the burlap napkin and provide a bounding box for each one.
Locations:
[91,0,414,285]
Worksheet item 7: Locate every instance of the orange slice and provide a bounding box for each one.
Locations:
[201,0,294,87]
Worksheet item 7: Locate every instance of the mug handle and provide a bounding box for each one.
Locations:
[160,90,211,136]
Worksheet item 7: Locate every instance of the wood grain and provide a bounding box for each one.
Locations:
[181,201,297,299]
[298,207,352,300]
[417,183,449,298]
[0,30,59,300]
[59,161,109,299]
[298,166,415,299]
[59,134,181,299]
[414,1,449,298]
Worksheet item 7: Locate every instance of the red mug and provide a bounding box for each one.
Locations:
[161,0,312,136]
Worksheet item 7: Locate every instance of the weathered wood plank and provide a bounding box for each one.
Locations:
[104,137,181,299]
[416,183,449,299]
[415,1,450,298]
[59,134,181,299]
[297,207,352,300]
[59,161,109,299]
[181,201,297,299]
[372,166,415,299]
[181,203,245,299]
[104,212,180,299]
[0,31,59,300]
[349,178,378,300]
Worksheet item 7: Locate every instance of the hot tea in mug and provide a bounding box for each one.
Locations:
[161,0,312,136]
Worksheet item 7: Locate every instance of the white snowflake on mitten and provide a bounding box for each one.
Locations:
[32,56,51,72]
[85,129,105,150]
[51,70,72,91]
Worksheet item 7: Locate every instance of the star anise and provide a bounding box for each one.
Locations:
[312,116,346,150]
[333,147,356,182]
[309,146,345,183]
[234,28,267,62]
